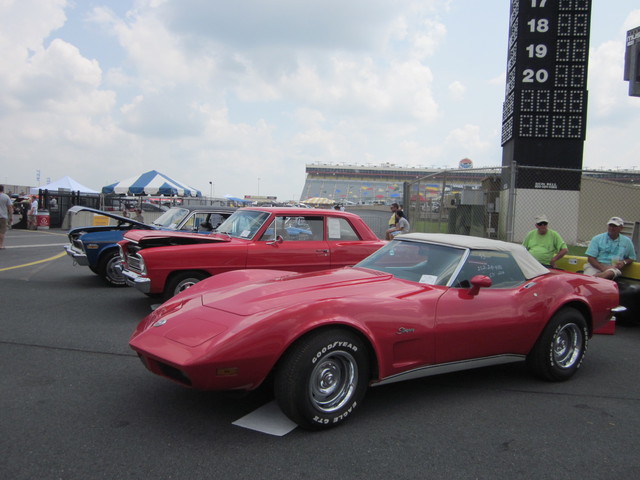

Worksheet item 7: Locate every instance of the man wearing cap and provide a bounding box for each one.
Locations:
[584,217,636,279]
[522,214,568,268]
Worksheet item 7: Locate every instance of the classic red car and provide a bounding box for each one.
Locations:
[120,207,385,300]
[129,233,622,429]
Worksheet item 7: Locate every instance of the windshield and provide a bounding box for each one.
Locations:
[151,207,190,229]
[356,239,466,286]
[215,210,271,239]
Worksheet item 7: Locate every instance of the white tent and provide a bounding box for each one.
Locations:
[30,176,99,194]
[102,170,202,197]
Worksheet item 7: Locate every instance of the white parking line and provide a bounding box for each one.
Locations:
[232,401,298,436]
[4,243,68,248]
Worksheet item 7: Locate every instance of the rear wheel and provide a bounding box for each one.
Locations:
[527,307,588,381]
[164,271,208,300]
[275,329,370,430]
[98,250,126,287]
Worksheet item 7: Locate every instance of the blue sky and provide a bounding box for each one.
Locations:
[1,0,639,200]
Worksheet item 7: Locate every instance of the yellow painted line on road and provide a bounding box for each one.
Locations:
[0,252,66,272]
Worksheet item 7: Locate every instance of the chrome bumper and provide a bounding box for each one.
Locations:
[64,244,89,266]
[122,269,152,294]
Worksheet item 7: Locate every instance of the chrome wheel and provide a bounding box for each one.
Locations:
[553,323,583,369]
[309,351,358,413]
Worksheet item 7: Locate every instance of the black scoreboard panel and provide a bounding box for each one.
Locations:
[624,26,640,96]
[501,0,592,190]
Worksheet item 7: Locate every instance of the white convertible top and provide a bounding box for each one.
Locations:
[398,233,550,280]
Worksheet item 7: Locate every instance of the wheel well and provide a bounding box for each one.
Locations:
[273,324,379,382]
[99,247,119,262]
[554,301,593,335]
[165,269,210,284]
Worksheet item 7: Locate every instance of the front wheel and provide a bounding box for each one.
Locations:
[527,307,588,381]
[164,271,208,300]
[275,329,370,430]
[99,250,126,287]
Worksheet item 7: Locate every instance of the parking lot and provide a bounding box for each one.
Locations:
[2,228,640,480]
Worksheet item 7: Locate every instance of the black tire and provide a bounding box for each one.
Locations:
[527,307,588,381]
[275,329,370,430]
[164,271,208,300]
[98,250,126,287]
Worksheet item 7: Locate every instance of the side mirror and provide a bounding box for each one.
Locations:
[266,235,285,246]
[468,275,492,296]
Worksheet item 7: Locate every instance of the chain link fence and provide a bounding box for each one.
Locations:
[404,163,640,250]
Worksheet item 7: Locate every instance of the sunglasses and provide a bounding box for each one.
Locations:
[536,222,548,226]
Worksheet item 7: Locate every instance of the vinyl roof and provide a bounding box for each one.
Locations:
[397,233,550,280]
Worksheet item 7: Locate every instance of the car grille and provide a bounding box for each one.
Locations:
[68,234,85,252]
[126,254,144,273]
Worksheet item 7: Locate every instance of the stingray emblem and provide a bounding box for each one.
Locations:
[396,327,415,335]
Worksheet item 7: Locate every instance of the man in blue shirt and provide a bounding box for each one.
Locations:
[585,216,636,279]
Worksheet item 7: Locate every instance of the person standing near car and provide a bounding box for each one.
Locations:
[584,216,636,279]
[522,214,568,268]
[28,195,38,230]
[0,185,14,249]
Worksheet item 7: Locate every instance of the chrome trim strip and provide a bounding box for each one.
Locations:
[372,354,526,387]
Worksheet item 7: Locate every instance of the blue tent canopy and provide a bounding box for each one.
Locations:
[102,170,202,197]
[224,194,252,203]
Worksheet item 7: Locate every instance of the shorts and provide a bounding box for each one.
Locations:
[391,230,403,237]
[583,264,621,278]
[0,217,7,234]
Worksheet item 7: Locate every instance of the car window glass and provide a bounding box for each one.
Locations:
[151,207,189,229]
[328,217,360,241]
[216,210,270,239]
[452,250,526,289]
[356,240,465,285]
[259,216,324,241]
[189,213,215,231]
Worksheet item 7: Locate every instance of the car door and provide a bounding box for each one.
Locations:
[326,216,378,268]
[246,215,332,272]
[434,250,547,363]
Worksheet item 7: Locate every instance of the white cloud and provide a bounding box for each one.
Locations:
[448,80,466,101]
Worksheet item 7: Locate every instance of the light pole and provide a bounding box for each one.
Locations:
[209,181,213,205]
[257,177,261,196]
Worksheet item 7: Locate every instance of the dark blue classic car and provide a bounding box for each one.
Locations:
[64,205,235,286]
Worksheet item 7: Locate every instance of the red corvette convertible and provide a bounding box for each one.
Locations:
[129,233,622,429]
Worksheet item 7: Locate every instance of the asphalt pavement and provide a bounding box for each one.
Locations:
[1,228,640,480]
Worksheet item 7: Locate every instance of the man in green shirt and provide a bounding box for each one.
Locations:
[522,215,568,268]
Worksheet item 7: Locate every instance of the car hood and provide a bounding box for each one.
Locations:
[123,229,232,245]
[67,205,150,229]
[197,267,428,316]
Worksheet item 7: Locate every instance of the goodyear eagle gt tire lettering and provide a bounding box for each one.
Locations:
[275,329,370,430]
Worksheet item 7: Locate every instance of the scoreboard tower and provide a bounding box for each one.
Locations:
[501,0,592,191]
[500,0,592,243]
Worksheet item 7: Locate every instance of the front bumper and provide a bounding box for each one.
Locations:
[123,269,152,294]
[64,244,89,266]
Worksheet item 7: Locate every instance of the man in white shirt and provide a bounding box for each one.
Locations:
[0,185,14,249]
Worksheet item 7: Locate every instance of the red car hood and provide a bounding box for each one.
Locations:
[123,229,231,243]
[197,267,428,316]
